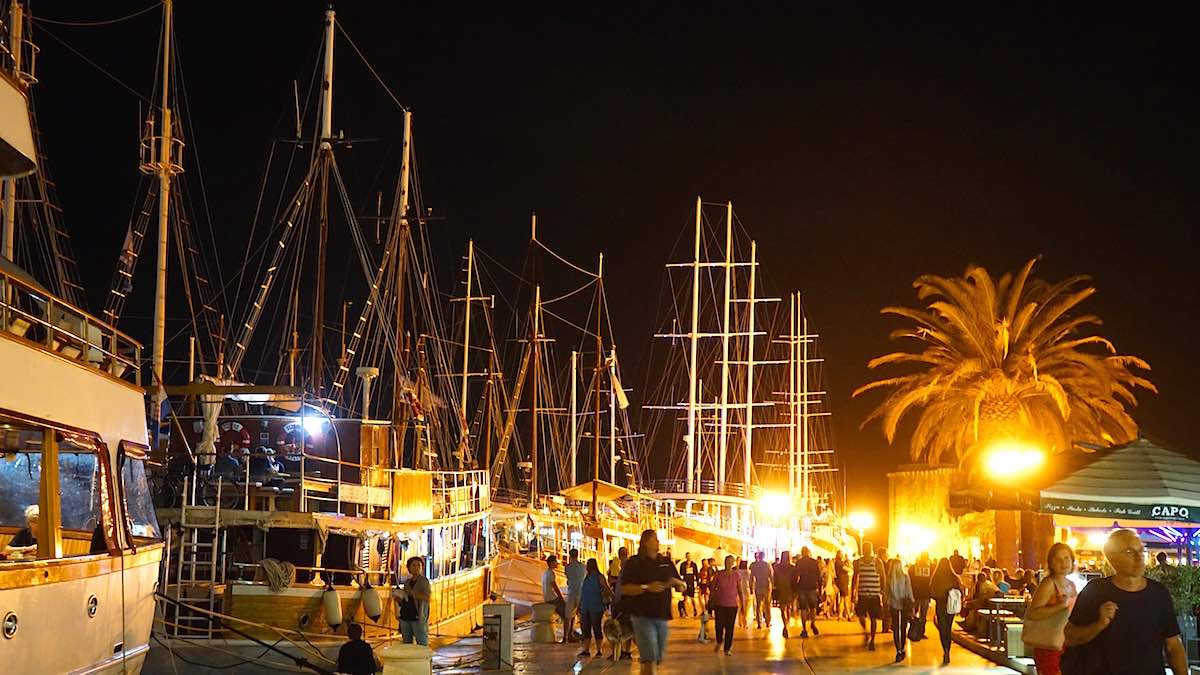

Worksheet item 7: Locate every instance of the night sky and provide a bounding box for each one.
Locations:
[23,2,1200,540]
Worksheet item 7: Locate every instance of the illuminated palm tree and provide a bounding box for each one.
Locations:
[854,257,1155,467]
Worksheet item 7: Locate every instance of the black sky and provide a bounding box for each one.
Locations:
[24,2,1200,538]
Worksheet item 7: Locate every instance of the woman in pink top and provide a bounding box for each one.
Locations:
[710,554,747,655]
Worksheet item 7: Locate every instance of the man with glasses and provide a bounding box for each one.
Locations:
[1061,528,1188,675]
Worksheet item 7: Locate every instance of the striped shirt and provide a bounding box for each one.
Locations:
[855,556,882,596]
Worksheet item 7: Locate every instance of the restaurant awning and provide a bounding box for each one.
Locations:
[559,479,657,504]
[1039,437,1200,525]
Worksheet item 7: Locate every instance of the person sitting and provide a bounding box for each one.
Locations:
[959,567,1000,632]
[336,623,381,674]
[3,505,38,559]
[994,569,1011,594]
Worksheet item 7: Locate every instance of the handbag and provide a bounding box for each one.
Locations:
[1022,585,1070,650]
[945,587,962,615]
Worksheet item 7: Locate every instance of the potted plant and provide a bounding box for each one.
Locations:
[1147,563,1200,663]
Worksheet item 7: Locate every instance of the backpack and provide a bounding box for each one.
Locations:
[398,591,420,621]
[946,587,962,615]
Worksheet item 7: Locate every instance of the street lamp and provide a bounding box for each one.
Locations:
[983,439,1045,479]
[848,511,874,554]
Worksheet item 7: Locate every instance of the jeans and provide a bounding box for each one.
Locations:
[890,609,909,654]
[630,615,669,663]
[754,590,771,625]
[911,597,929,639]
[400,619,429,646]
[934,600,953,655]
[714,606,737,652]
[579,609,604,642]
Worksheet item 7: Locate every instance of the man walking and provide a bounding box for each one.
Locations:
[678,552,699,617]
[908,552,933,641]
[794,547,822,638]
[541,555,567,641]
[949,548,966,575]
[619,529,687,675]
[563,548,586,643]
[749,550,773,629]
[773,550,796,637]
[851,542,885,651]
[1062,528,1187,674]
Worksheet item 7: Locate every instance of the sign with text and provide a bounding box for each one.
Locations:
[1040,497,1200,523]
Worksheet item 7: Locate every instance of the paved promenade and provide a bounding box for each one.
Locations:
[435,610,1017,674]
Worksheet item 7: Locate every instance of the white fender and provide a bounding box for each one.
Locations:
[361,582,383,622]
[324,585,343,630]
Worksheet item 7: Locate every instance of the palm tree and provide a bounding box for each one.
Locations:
[854,258,1155,467]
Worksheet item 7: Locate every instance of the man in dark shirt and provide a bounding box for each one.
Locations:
[949,549,966,575]
[772,550,796,637]
[618,529,685,674]
[1062,528,1187,675]
[908,552,933,640]
[336,623,381,675]
[678,552,698,617]
[794,547,822,638]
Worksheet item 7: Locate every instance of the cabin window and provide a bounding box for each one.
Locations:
[0,419,103,559]
[119,443,160,539]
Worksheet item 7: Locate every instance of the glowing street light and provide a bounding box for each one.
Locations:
[847,511,874,553]
[758,492,794,520]
[983,439,1045,478]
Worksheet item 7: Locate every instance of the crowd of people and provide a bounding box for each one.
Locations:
[537,527,1191,674]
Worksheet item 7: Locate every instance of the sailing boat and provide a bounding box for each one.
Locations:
[484,218,672,608]
[0,3,164,673]
[67,5,496,669]
[643,197,851,562]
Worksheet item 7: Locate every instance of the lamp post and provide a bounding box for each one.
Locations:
[848,511,874,555]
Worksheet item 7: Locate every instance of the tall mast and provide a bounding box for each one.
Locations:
[150,0,180,429]
[1,0,24,262]
[311,7,336,397]
[788,293,796,497]
[686,197,701,493]
[459,239,475,437]
[591,253,603,517]
[569,349,577,487]
[530,284,541,506]
[743,240,757,490]
[609,346,617,484]
[717,202,732,492]
[801,304,811,514]
[391,110,412,424]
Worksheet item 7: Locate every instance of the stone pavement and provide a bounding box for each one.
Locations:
[435,609,1018,674]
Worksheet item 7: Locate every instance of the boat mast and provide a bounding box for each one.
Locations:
[570,349,577,486]
[530,283,541,506]
[717,202,732,493]
[609,346,617,483]
[743,240,757,490]
[686,197,701,493]
[800,303,810,514]
[788,292,797,497]
[591,253,603,517]
[311,7,336,398]
[150,0,180,429]
[459,239,475,466]
[391,110,412,425]
[2,0,24,262]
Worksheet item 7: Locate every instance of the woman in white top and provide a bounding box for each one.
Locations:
[885,557,914,663]
[1024,543,1078,675]
[735,559,752,627]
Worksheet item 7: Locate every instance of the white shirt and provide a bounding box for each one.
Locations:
[542,568,560,602]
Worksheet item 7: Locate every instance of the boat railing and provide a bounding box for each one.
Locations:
[644,478,763,500]
[424,469,490,520]
[0,269,141,384]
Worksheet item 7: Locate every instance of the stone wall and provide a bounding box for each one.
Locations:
[887,464,976,560]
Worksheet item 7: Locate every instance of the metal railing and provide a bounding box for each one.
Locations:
[0,270,141,384]
[644,478,763,500]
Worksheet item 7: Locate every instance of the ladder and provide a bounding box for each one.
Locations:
[163,476,227,638]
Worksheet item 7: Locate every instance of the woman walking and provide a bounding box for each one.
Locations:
[735,559,752,628]
[930,557,963,666]
[578,558,612,657]
[710,554,745,655]
[885,557,914,662]
[1022,543,1077,675]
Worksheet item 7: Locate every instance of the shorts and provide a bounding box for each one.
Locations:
[683,582,696,597]
[1032,647,1063,675]
[856,594,883,620]
[565,593,581,617]
[775,586,794,604]
[835,579,849,596]
[630,615,669,664]
[797,589,821,610]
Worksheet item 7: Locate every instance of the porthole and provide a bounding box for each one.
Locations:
[2,612,16,639]
[87,595,99,618]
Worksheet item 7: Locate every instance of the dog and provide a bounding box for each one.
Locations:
[602,613,635,660]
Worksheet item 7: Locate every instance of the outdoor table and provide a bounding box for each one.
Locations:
[987,596,1028,617]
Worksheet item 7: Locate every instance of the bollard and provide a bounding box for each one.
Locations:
[380,642,433,674]
[530,602,559,643]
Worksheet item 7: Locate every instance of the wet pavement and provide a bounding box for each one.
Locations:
[434,608,1017,674]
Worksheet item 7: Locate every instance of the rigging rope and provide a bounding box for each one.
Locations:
[334,22,409,113]
[34,26,153,104]
[32,2,161,27]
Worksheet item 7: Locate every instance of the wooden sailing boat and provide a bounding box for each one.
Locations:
[65,5,498,669]
[0,3,163,673]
